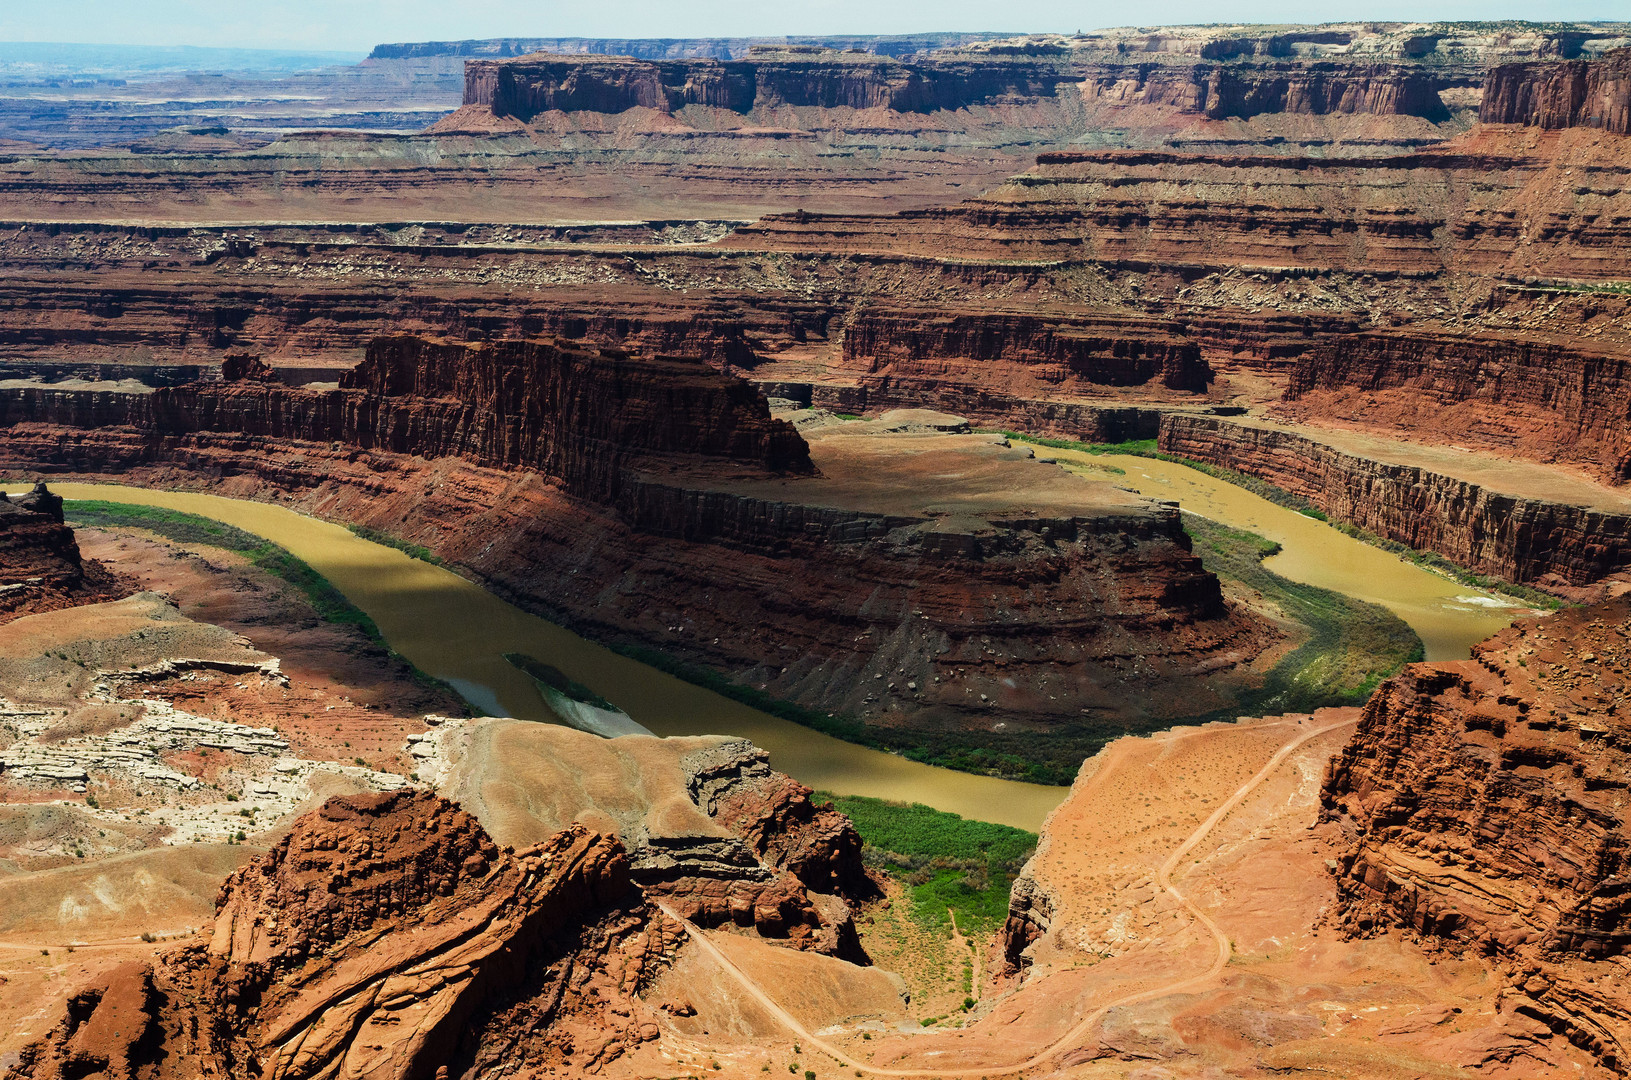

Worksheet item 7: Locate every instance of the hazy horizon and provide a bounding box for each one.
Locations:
[2,1,1627,54]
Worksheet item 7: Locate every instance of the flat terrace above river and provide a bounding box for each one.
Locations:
[1241,413,1631,513]
[668,408,1159,525]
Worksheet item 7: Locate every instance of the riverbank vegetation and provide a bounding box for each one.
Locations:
[63,500,464,700]
[1184,517,1423,715]
[344,524,445,566]
[817,792,1036,932]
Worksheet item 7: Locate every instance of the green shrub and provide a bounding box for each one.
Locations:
[818,792,1036,932]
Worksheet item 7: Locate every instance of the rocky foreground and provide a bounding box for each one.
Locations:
[18,792,665,1080]
[1324,596,1631,1069]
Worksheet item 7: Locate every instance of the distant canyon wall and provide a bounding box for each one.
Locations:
[464,52,1458,121]
[1481,48,1631,132]
[1158,414,1631,588]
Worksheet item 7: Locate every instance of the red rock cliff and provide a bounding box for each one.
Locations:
[16,791,666,1080]
[467,52,1454,122]
[840,307,1213,394]
[1321,599,1631,1070]
[1481,48,1631,133]
[0,335,814,502]
[1282,329,1631,484]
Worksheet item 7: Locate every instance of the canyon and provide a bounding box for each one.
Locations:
[5,19,1631,1080]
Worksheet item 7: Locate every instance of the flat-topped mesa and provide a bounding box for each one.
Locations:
[1481,47,1631,132]
[462,47,1462,124]
[465,50,1082,119]
[1321,598,1631,1069]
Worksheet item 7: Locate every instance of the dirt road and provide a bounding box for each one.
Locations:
[658,712,1360,1077]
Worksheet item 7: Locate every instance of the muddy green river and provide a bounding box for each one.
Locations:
[1076,454,1528,662]
[32,464,1530,831]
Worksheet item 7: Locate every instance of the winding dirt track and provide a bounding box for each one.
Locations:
[658,713,1360,1077]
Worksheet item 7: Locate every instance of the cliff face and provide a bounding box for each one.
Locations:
[840,307,1212,394]
[1284,330,1631,484]
[467,53,1082,118]
[1159,414,1631,587]
[467,51,1455,122]
[1481,48,1631,132]
[336,335,813,482]
[0,336,813,503]
[1321,599,1631,1069]
[0,482,114,622]
[16,791,667,1080]
[1076,61,1454,119]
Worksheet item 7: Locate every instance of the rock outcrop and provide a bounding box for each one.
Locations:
[0,335,814,502]
[15,791,667,1080]
[1321,598,1631,1069]
[0,482,115,621]
[1158,414,1631,587]
[666,740,878,959]
[1282,330,1631,484]
[1481,48,1631,132]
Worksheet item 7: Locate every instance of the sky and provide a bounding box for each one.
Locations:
[0,0,1626,54]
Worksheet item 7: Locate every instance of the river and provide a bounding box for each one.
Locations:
[1068,453,1528,661]
[40,482,1069,830]
[31,463,1528,832]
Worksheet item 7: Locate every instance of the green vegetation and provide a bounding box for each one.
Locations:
[345,524,446,566]
[996,431,1157,457]
[66,500,382,637]
[818,792,1037,933]
[503,652,618,711]
[63,500,467,703]
[608,642,1081,784]
[1005,430,1556,607]
[1184,516,1423,715]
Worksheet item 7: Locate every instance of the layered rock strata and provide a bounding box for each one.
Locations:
[466,48,1461,124]
[1321,598,1631,1069]
[840,307,1212,394]
[1283,329,1631,483]
[1482,47,1631,132]
[723,128,1631,283]
[1159,414,1631,587]
[15,791,669,1080]
[0,335,813,502]
[0,482,114,620]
